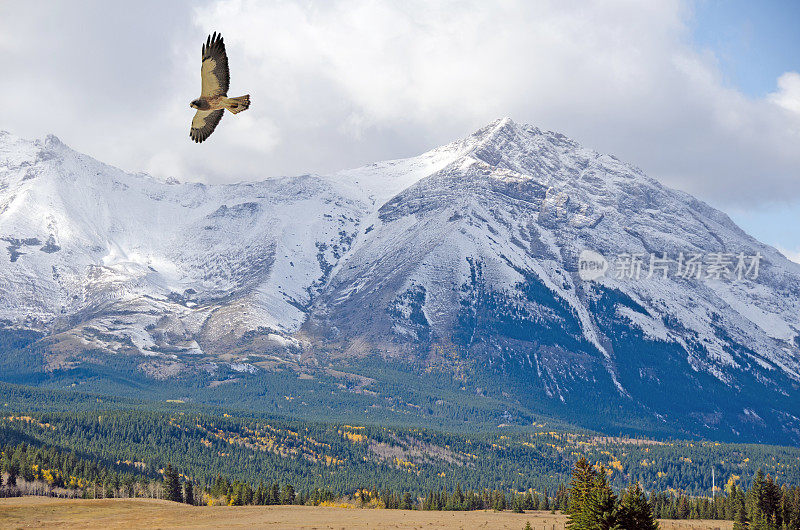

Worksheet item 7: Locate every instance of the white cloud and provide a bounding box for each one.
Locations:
[1,0,799,210]
[770,72,800,115]
[778,247,800,265]
[186,0,800,204]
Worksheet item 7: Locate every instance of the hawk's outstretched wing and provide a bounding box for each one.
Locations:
[190,109,224,143]
[201,32,229,98]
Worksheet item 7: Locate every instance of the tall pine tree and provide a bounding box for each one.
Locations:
[183,480,194,505]
[582,468,619,530]
[617,483,659,530]
[567,457,597,520]
[732,494,749,530]
[567,459,621,529]
[163,463,183,503]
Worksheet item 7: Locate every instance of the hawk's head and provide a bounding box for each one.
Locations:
[190,99,201,109]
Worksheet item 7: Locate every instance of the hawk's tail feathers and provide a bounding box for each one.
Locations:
[226,95,250,114]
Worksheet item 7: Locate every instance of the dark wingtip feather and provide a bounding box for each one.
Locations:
[203,32,226,56]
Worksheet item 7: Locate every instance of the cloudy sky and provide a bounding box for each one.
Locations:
[1,0,799,260]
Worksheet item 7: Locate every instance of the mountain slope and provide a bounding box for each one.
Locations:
[0,120,799,444]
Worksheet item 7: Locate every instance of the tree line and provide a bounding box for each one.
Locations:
[4,406,800,500]
[3,439,800,529]
[564,457,800,529]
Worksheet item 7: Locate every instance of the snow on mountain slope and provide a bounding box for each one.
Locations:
[1,120,800,442]
[0,128,472,354]
[313,119,800,377]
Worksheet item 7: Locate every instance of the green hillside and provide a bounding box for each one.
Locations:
[1,382,798,498]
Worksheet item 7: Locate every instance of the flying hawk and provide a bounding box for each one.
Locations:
[189,32,250,143]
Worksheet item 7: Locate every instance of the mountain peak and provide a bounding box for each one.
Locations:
[487,116,518,132]
[461,118,590,162]
[43,134,66,149]
[468,116,526,144]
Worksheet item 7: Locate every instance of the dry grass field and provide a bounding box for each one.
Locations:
[0,497,733,529]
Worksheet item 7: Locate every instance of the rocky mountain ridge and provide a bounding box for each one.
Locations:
[1,119,799,443]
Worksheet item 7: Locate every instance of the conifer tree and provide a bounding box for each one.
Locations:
[400,491,413,510]
[512,495,525,513]
[453,484,465,510]
[6,459,18,488]
[567,457,599,529]
[163,463,183,503]
[523,491,534,510]
[582,469,619,530]
[281,483,295,505]
[104,479,115,499]
[269,482,280,505]
[748,470,766,517]
[496,491,507,511]
[617,483,659,530]
[184,480,194,505]
[790,491,800,530]
[732,496,749,530]
[230,482,244,506]
[568,457,597,517]
[749,508,769,530]
[255,481,266,505]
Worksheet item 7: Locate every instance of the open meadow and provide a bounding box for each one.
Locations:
[0,497,733,529]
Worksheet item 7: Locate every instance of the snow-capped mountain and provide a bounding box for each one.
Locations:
[1,119,799,443]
